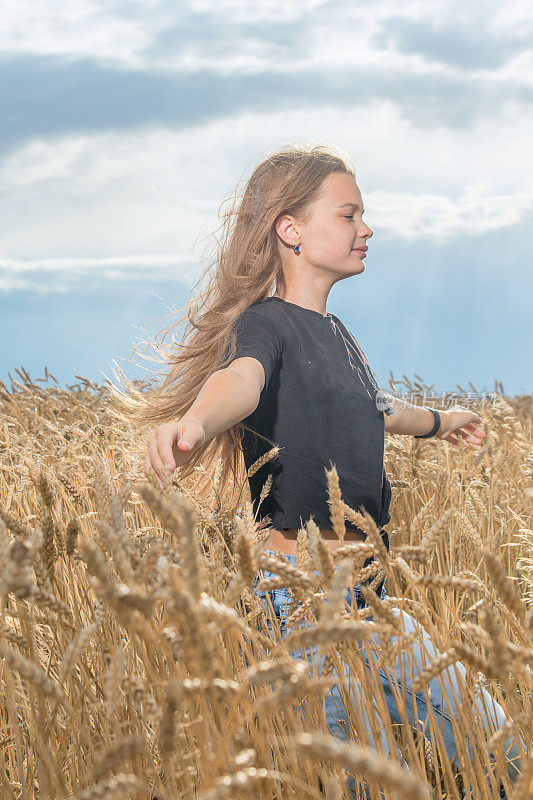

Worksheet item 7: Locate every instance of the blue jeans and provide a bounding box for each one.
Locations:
[252,549,524,799]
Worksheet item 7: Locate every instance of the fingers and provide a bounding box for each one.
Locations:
[448,433,464,446]
[448,429,483,448]
[442,418,486,447]
[145,424,198,491]
[159,439,177,472]
[458,426,485,446]
[146,437,165,490]
[144,452,151,481]
[176,434,192,449]
[443,431,468,446]
[465,422,486,436]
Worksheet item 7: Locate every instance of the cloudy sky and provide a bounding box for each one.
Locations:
[1,0,532,399]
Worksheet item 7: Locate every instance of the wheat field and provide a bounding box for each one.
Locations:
[0,366,531,800]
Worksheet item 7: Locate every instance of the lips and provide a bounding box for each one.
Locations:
[352,248,367,257]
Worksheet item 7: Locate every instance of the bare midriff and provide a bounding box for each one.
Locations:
[264,526,366,555]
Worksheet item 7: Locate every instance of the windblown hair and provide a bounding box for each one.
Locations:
[106,143,356,505]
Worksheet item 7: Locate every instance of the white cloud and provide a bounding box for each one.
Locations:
[1,0,530,85]
[0,254,193,294]
[0,253,189,274]
[1,100,531,277]
[367,187,533,240]
[1,1,531,296]
[0,0,150,65]
[0,275,72,294]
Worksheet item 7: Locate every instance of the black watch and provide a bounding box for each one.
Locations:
[414,408,441,439]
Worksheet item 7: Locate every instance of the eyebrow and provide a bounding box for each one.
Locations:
[337,202,365,212]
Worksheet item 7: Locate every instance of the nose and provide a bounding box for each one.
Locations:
[359,220,373,239]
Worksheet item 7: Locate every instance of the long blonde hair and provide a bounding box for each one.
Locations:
[106,143,356,503]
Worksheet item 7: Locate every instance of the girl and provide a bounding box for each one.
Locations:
[117,145,523,797]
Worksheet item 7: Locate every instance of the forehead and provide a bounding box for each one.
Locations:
[318,172,361,205]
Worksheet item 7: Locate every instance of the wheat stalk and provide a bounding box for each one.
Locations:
[294,733,432,800]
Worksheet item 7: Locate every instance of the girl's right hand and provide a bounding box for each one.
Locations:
[144,418,206,489]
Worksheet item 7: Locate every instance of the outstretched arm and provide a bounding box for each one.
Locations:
[382,392,486,447]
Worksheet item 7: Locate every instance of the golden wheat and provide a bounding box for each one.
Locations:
[0,372,530,799]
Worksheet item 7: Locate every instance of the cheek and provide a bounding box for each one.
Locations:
[321,222,349,244]
[309,226,333,252]
[308,223,350,258]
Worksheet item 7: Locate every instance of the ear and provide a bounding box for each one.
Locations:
[275,213,300,248]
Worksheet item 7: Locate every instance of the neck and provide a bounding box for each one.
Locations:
[273,287,331,317]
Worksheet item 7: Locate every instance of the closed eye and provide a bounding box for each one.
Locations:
[344,215,354,219]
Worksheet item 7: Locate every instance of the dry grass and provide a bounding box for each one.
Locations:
[0,366,531,799]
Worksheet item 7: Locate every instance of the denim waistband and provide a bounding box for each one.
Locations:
[261,548,387,605]
[262,540,389,563]
[264,548,297,562]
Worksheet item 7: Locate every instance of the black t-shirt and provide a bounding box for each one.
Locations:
[227,295,393,541]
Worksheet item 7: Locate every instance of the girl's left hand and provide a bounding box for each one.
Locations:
[435,408,486,447]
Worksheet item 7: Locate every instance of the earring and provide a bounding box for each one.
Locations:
[293,244,300,253]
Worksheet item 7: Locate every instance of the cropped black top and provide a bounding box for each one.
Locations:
[227,296,393,543]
